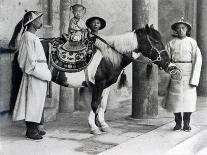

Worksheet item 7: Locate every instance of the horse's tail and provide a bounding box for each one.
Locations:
[8,19,23,49]
[117,69,128,89]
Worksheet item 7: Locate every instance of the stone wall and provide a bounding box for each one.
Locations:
[0,51,13,112]
[0,0,43,42]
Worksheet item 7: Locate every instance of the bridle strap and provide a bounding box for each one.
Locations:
[91,34,151,65]
[92,33,117,51]
[145,35,165,63]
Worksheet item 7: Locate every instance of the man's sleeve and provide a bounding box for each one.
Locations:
[24,39,51,81]
[190,44,202,86]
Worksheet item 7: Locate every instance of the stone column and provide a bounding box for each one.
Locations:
[197,0,207,96]
[42,0,59,122]
[59,0,75,112]
[185,0,197,39]
[132,0,158,118]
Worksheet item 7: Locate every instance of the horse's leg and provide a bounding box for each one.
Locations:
[88,110,101,135]
[91,82,105,114]
[97,87,111,132]
[88,86,100,134]
[88,82,105,134]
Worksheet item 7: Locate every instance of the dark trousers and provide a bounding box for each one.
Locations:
[26,121,38,129]
[26,110,44,128]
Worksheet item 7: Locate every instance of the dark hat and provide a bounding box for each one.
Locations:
[86,17,106,30]
[23,10,43,27]
[171,17,191,31]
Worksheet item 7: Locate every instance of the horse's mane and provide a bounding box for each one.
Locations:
[94,32,138,67]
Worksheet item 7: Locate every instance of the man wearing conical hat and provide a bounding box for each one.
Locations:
[165,17,202,132]
[11,11,51,140]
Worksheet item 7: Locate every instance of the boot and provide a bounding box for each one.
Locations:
[173,113,182,131]
[183,112,192,132]
[26,122,43,140]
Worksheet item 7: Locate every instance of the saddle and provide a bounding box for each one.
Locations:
[50,30,96,73]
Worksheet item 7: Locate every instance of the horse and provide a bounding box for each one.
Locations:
[45,24,180,134]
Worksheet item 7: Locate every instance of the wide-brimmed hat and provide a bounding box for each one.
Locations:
[23,11,43,27]
[86,17,106,30]
[171,17,191,31]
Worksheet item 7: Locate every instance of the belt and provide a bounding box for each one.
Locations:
[35,60,47,63]
[171,61,192,63]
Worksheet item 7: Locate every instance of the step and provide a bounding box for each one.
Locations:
[98,122,203,155]
[165,129,207,155]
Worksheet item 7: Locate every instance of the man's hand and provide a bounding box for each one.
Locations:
[189,84,197,87]
[167,64,182,81]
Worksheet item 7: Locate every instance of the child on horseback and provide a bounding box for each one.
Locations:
[68,4,87,42]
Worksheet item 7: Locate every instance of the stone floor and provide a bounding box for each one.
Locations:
[0,97,206,155]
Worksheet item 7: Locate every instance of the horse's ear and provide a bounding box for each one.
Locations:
[150,24,154,29]
[145,24,150,34]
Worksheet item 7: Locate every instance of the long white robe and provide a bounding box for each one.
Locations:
[165,37,202,113]
[12,31,51,123]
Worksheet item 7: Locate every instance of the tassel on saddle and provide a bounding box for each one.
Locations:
[146,63,153,78]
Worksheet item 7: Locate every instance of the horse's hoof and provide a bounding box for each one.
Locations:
[90,129,102,135]
[100,127,111,133]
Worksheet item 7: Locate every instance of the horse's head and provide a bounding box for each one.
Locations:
[134,25,182,80]
[134,24,170,70]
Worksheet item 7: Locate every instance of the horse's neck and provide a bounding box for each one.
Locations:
[121,55,132,69]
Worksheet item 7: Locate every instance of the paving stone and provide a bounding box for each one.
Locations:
[121,132,141,138]
[1,137,86,155]
[93,133,131,144]
[47,129,93,140]
[76,140,115,155]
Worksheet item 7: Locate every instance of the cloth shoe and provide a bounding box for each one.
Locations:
[173,112,182,131]
[183,112,192,132]
[183,120,191,131]
[26,128,43,140]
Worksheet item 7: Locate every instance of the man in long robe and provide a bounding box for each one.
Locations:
[12,11,51,140]
[165,17,202,132]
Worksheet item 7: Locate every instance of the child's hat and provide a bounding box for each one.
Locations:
[71,4,86,11]
[86,17,106,30]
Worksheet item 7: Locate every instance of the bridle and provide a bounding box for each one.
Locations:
[131,33,167,70]
[145,35,165,63]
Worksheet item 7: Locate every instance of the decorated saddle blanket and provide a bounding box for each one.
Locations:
[50,34,96,73]
[51,50,103,87]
